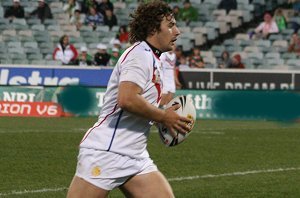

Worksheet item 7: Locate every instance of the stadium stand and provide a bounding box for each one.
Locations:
[0,0,298,69]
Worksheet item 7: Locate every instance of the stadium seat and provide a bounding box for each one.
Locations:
[286,59,300,67]
[88,43,98,50]
[27,53,44,60]
[212,9,226,19]
[254,40,271,48]
[272,40,288,53]
[265,58,285,66]
[227,45,243,53]
[44,19,58,26]
[26,18,41,26]
[247,52,264,60]
[21,36,36,42]
[30,60,47,65]
[2,29,17,37]
[265,52,281,59]
[224,39,239,47]
[46,60,62,66]
[228,10,243,26]
[13,59,29,64]
[0,6,3,17]
[9,53,26,60]
[23,41,38,49]
[11,18,27,26]
[244,46,260,53]
[189,21,203,29]
[31,24,45,31]
[18,30,33,37]
[281,52,297,60]
[7,41,22,48]
[47,25,61,31]
[268,34,284,42]
[235,33,250,40]
[0,17,9,24]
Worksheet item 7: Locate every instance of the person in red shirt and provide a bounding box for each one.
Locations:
[228,54,245,69]
[117,25,129,43]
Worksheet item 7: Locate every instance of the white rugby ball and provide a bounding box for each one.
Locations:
[157,95,196,147]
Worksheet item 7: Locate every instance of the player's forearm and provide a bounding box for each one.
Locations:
[118,94,166,123]
[118,81,167,122]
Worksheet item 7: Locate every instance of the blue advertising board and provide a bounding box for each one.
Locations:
[0,66,113,87]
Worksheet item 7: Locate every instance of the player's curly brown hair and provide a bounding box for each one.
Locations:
[129,1,173,44]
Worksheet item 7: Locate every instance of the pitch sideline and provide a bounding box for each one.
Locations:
[1,167,300,196]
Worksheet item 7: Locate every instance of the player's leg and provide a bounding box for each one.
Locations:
[67,176,109,198]
[119,171,174,198]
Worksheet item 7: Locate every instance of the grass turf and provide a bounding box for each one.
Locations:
[0,117,300,197]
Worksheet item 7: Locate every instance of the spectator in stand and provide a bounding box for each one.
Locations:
[117,25,129,44]
[74,46,93,66]
[96,0,114,16]
[288,0,300,13]
[217,0,237,14]
[94,43,111,66]
[63,0,81,19]
[178,0,198,25]
[4,0,25,21]
[178,56,189,69]
[172,5,180,21]
[53,35,78,65]
[103,8,117,30]
[288,33,300,56]
[174,47,185,89]
[250,12,279,39]
[85,6,104,30]
[29,0,53,23]
[218,51,230,68]
[189,47,205,68]
[108,47,120,66]
[174,46,184,67]
[227,54,245,69]
[70,9,85,30]
[274,8,287,32]
[110,38,124,54]
[81,0,95,14]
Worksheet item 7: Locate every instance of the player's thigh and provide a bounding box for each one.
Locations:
[119,171,174,198]
[67,176,109,198]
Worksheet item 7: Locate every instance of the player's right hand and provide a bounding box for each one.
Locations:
[162,104,193,138]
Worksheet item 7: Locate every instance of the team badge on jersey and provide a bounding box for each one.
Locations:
[91,166,101,176]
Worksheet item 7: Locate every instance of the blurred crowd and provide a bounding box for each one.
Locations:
[3,0,300,69]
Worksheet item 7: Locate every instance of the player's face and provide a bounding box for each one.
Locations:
[156,16,180,52]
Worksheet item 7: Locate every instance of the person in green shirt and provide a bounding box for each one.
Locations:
[274,8,287,32]
[108,47,120,66]
[74,46,93,66]
[178,0,198,25]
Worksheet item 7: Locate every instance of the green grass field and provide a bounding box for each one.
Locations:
[0,117,300,198]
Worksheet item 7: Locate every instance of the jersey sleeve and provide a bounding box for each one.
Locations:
[119,53,150,90]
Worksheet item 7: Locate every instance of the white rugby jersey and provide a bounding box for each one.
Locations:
[160,51,176,93]
[80,41,163,159]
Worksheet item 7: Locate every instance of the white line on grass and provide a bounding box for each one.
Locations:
[1,167,300,196]
[0,187,67,197]
[150,130,225,135]
[168,167,300,182]
[0,128,86,133]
